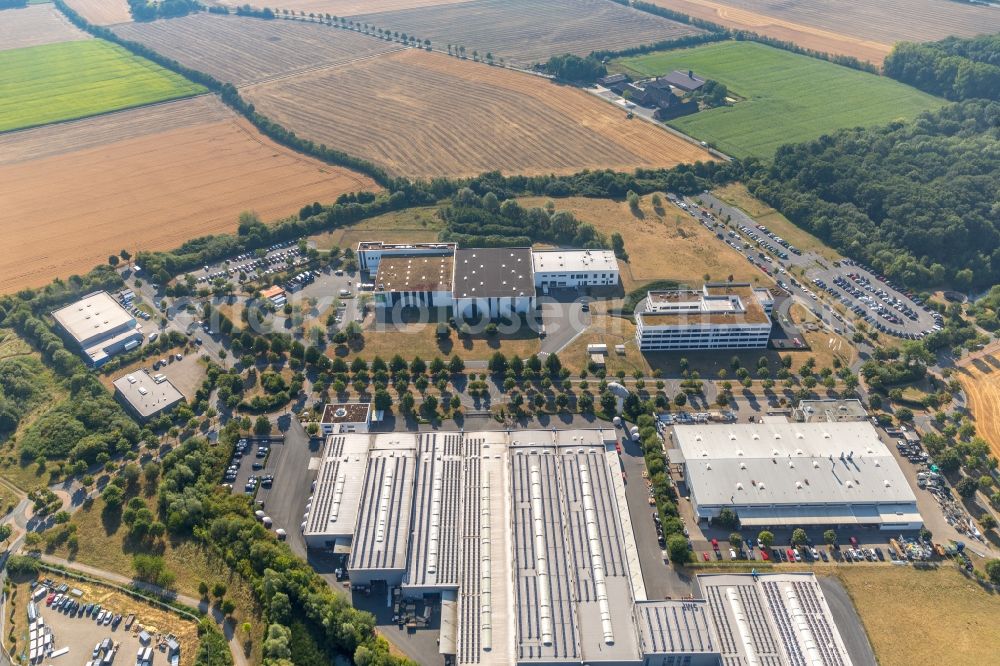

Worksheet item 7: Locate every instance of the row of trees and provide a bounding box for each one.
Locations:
[746,100,1000,289]
[883,35,1000,101]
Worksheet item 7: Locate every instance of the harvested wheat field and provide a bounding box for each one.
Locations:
[957,349,1000,460]
[0,4,89,51]
[62,0,132,26]
[214,0,473,16]
[113,13,402,86]
[0,96,377,293]
[351,0,704,65]
[647,0,1000,63]
[244,48,713,178]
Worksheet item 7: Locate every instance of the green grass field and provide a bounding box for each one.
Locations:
[0,39,205,132]
[614,41,944,158]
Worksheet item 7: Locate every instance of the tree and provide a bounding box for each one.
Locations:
[729,532,743,548]
[956,476,979,498]
[373,389,392,412]
[823,529,838,546]
[254,415,271,435]
[449,355,465,374]
[758,530,774,548]
[108,255,119,267]
[611,232,628,260]
[791,528,808,546]
[714,507,739,529]
[544,352,561,376]
[101,484,124,510]
[488,351,508,374]
[600,391,616,415]
[979,514,997,531]
[666,534,690,565]
[986,559,1000,585]
[673,392,687,406]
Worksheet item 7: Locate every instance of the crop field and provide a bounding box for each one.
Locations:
[113,14,402,86]
[645,0,1000,63]
[62,0,132,26]
[957,351,1000,461]
[244,48,713,178]
[0,4,89,51]
[614,41,943,158]
[350,0,704,66]
[213,0,473,16]
[0,96,377,293]
[0,39,204,132]
[837,566,1000,666]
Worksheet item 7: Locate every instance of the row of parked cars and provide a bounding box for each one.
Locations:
[196,241,303,284]
[46,591,123,628]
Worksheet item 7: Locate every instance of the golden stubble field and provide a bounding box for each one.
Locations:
[0,4,90,51]
[62,0,133,26]
[0,96,377,293]
[645,0,1000,63]
[957,348,1000,461]
[213,0,473,16]
[244,48,714,178]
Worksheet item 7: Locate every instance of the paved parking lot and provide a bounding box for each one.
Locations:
[538,295,590,354]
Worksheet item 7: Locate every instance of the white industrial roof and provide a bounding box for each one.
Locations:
[112,369,183,418]
[531,249,618,274]
[51,291,134,345]
[304,434,371,539]
[698,573,852,666]
[673,421,917,507]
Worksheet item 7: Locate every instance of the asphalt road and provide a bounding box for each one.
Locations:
[539,296,590,354]
[818,576,878,666]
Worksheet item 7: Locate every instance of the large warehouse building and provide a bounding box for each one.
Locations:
[670,421,922,530]
[51,291,144,367]
[302,427,857,665]
[635,283,774,351]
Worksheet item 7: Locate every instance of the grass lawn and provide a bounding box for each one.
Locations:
[710,183,843,262]
[343,320,541,362]
[518,194,767,294]
[613,41,944,158]
[0,39,205,132]
[310,206,442,251]
[837,566,1000,666]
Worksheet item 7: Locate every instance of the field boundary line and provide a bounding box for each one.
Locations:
[238,45,408,89]
[0,91,211,138]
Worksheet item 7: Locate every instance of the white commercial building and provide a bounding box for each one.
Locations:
[112,369,184,422]
[357,241,456,273]
[373,253,455,312]
[51,291,143,367]
[531,249,619,289]
[453,247,535,320]
[671,421,922,530]
[636,283,774,351]
[319,402,372,435]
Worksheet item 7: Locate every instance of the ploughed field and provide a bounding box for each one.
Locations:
[0,39,204,132]
[211,0,474,16]
[62,0,133,26]
[957,352,1000,462]
[242,47,714,178]
[644,0,1000,64]
[349,0,705,66]
[614,41,944,158]
[113,13,404,86]
[0,96,377,293]
[0,3,89,51]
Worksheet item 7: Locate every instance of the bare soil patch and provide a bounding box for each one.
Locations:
[0,4,89,51]
[113,13,403,86]
[0,96,377,293]
[350,0,705,66]
[62,0,132,26]
[647,0,1000,64]
[244,48,714,178]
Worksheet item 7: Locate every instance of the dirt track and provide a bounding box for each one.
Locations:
[647,0,1000,63]
[0,96,377,293]
[0,4,90,51]
[244,48,714,178]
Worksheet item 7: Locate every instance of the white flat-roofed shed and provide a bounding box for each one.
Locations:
[698,573,852,666]
[112,369,184,422]
[302,434,371,549]
[672,421,922,530]
[531,249,619,288]
[349,433,418,585]
[51,291,142,366]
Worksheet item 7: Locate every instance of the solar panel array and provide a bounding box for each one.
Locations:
[457,436,484,664]
[350,450,415,572]
[637,602,716,654]
[407,433,465,588]
[760,581,848,666]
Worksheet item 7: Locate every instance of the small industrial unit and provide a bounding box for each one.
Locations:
[51,291,143,366]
